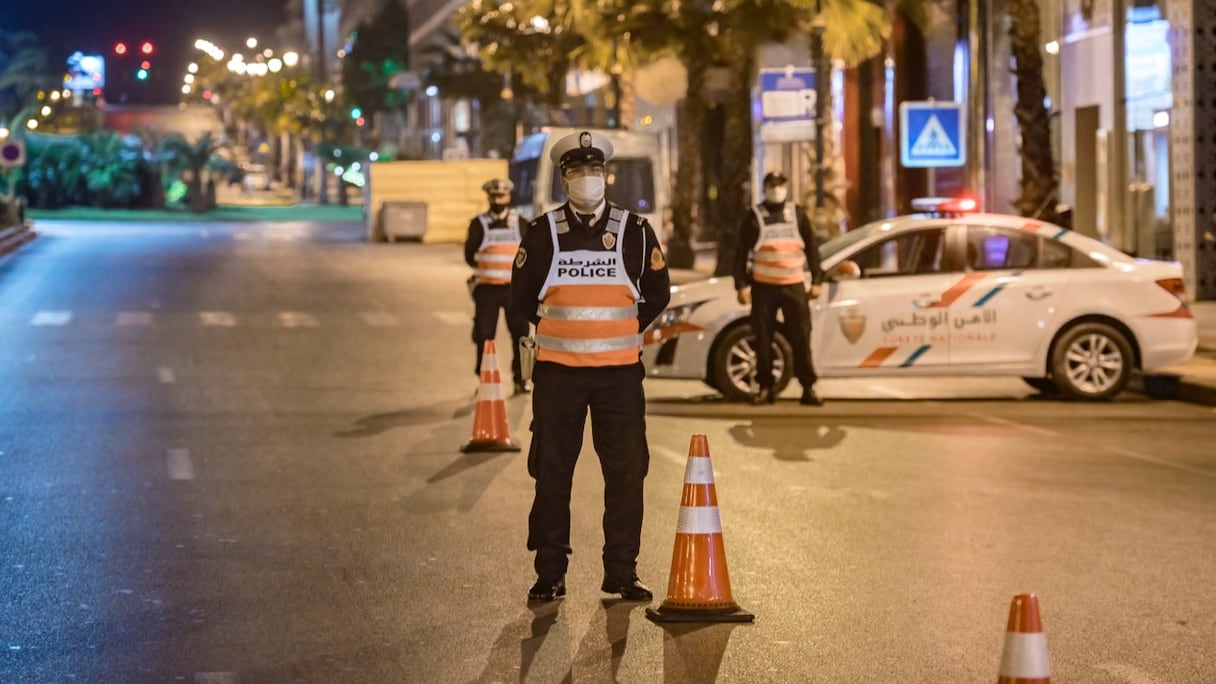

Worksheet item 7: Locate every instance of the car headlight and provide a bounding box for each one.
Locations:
[644,301,710,345]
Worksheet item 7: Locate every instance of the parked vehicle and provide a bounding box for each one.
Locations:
[642,199,1199,401]
[508,127,669,240]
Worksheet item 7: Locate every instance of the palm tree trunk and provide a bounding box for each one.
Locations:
[1008,0,1058,222]
[668,55,707,269]
[714,49,756,276]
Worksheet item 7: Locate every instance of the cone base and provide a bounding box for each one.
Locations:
[460,440,522,453]
[645,605,754,624]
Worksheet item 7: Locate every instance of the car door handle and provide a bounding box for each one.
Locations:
[1025,287,1052,301]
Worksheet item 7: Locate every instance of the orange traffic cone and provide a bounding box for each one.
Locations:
[646,434,753,623]
[460,341,521,453]
[997,594,1051,683]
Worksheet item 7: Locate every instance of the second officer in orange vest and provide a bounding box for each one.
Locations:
[733,171,825,406]
[509,131,671,602]
[465,178,531,394]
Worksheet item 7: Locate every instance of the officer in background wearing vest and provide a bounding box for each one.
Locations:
[509,130,671,603]
[465,178,531,394]
[733,171,825,406]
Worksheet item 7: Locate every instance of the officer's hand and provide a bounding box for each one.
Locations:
[806,284,822,300]
[736,288,751,305]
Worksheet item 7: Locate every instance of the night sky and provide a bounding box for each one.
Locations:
[5,0,291,104]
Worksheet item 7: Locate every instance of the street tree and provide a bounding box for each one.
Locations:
[341,0,413,122]
[1007,0,1058,223]
[0,31,55,122]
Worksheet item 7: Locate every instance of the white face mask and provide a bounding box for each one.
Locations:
[764,186,788,204]
[567,176,605,207]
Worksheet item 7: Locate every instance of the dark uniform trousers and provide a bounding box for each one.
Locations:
[472,283,531,383]
[526,360,650,579]
[751,282,817,390]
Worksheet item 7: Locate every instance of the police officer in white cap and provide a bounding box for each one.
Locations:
[509,130,671,603]
[465,178,531,394]
[733,171,824,406]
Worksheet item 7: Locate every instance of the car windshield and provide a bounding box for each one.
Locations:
[819,220,888,261]
[508,158,539,206]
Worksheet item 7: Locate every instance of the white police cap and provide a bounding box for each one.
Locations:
[549,130,615,169]
[482,178,514,195]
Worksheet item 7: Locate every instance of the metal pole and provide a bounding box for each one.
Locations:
[966,0,989,209]
[812,0,827,208]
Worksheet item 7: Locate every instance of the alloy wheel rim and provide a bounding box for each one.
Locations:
[1064,333,1123,393]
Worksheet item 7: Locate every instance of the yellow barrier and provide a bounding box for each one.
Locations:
[366,159,508,243]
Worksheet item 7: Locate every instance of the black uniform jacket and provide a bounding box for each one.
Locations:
[732,201,825,290]
[509,203,671,332]
[464,211,527,268]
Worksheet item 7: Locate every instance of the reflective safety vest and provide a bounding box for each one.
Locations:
[535,207,642,367]
[474,211,522,285]
[751,202,807,285]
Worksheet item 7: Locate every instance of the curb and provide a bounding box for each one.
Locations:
[0,222,36,257]
[1129,371,1216,407]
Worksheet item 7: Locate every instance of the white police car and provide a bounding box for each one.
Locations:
[642,199,1199,401]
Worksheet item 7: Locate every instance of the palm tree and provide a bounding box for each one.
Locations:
[161,132,226,212]
[1007,0,1058,223]
[0,31,55,121]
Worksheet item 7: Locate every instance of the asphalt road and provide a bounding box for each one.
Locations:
[1,220,1214,683]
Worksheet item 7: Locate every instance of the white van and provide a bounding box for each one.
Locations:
[508,127,669,240]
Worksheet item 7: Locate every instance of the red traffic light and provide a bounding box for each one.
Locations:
[140,41,154,55]
[141,60,151,69]
[114,42,128,55]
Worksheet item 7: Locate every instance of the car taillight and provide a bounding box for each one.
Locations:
[1156,277,1187,302]
[1155,277,1194,318]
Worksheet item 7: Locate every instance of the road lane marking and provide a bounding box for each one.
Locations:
[360,312,400,326]
[964,412,1060,438]
[1103,445,1216,479]
[433,311,469,326]
[199,311,236,327]
[115,311,153,326]
[967,412,1214,478]
[278,311,319,327]
[167,449,195,480]
[194,674,238,684]
[30,311,72,326]
[1093,663,1167,684]
[865,383,912,399]
[157,366,176,384]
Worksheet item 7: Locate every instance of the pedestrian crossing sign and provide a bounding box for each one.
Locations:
[899,101,965,168]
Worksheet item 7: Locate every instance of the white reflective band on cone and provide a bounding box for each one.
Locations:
[676,505,722,534]
[682,458,715,485]
[999,633,1051,678]
[482,353,498,368]
[478,383,505,401]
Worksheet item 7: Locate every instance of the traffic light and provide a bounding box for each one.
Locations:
[140,41,154,55]
[350,107,362,120]
[114,42,128,56]
[136,68,149,81]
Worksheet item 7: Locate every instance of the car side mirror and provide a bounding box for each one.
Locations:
[828,260,861,281]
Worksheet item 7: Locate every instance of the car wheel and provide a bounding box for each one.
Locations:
[708,323,793,402]
[1021,377,1059,395]
[1049,322,1133,400]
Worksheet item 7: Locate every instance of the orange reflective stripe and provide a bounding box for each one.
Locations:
[537,282,640,367]
[476,243,516,284]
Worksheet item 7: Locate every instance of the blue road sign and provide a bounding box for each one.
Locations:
[758,67,817,143]
[899,101,965,168]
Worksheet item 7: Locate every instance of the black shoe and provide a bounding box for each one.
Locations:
[751,387,775,405]
[799,388,824,406]
[513,381,530,395]
[600,575,653,601]
[528,575,566,602]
